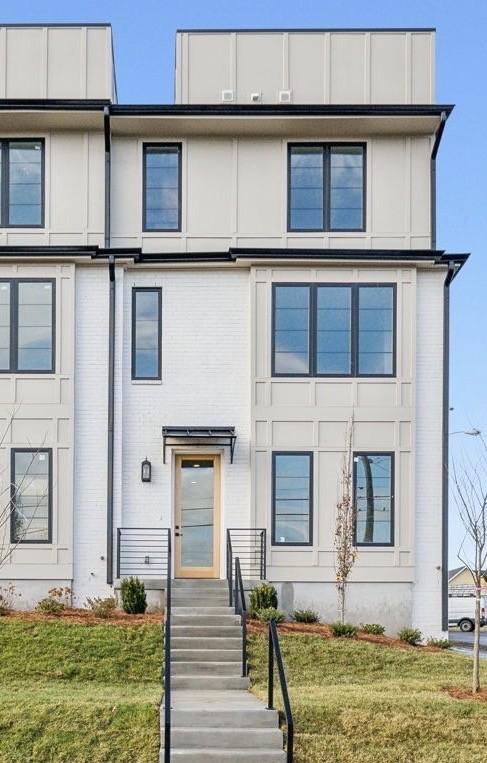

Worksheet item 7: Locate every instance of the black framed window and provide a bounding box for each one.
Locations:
[0,139,44,227]
[132,287,162,380]
[272,283,395,378]
[272,452,313,545]
[143,144,182,231]
[11,448,52,544]
[353,453,394,547]
[288,143,365,232]
[0,279,55,373]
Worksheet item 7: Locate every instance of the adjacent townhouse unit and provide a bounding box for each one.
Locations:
[0,24,467,637]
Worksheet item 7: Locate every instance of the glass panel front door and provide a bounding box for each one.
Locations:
[175,455,220,577]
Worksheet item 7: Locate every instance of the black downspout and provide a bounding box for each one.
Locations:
[442,262,455,631]
[104,106,115,585]
[431,111,447,250]
[431,109,451,631]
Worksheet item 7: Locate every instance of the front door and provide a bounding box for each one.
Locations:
[174,454,221,578]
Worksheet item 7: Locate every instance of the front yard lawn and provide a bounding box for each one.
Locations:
[0,618,162,763]
[249,631,487,763]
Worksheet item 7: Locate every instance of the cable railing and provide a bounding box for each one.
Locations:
[226,528,266,607]
[117,527,170,578]
[267,620,294,763]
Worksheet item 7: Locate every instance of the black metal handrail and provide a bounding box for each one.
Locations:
[234,557,248,677]
[267,620,294,763]
[163,528,172,763]
[226,528,266,606]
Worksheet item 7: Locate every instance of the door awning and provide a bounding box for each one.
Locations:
[162,426,237,464]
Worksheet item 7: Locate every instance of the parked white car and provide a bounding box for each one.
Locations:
[449,594,487,632]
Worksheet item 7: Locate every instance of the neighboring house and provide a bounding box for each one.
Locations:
[0,24,468,637]
[449,567,487,590]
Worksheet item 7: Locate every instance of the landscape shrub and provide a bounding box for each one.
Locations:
[249,583,278,616]
[330,621,358,638]
[0,584,18,615]
[120,577,147,614]
[426,637,451,649]
[398,627,422,645]
[86,596,117,619]
[293,608,319,624]
[255,607,286,624]
[361,623,386,636]
[35,587,72,616]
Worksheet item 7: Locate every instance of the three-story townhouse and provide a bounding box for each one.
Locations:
[0,24,468,637]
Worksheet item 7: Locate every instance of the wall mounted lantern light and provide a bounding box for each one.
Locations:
[141,457,152,483]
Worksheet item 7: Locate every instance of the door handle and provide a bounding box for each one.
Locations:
[175,532,183,537]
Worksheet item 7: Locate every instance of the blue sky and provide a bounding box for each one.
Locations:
[3,0,485,562]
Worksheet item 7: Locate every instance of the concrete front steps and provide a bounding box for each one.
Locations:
[161,579,286,763]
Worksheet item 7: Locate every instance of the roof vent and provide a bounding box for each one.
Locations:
[279,90,292,103]
[221,89,234,103]
[250,92,261,103]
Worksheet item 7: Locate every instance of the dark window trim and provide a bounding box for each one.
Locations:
[131,286,162,381]
[142,142,182,233]
[0,138,45,229]
[10,447,53,544]
[287,141,366,233]
[353,451,395,548]
[272,282,396,379]
[0,277,56,374]
[271,450,313,547]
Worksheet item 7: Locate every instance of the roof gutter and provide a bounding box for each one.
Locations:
[104,106,115,586]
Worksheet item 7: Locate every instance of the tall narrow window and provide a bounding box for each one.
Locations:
[11,449,52,543]
[272,452,313,545]
[358,286,394,375]
[288,144,365,232]
[272,285,310,375]
[354,453,394,546]
[0,279,55,374]
[0,140,44,227]
[132,288,162,380]
[143,144,181,231]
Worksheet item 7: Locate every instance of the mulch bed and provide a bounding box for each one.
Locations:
[0,608,162,627]
[444,686,487,702]
[247,619,445,652]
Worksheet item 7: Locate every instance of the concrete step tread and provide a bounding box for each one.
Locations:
[172,662,242,676]
[172,638,242,648]
[171,676,250,689]
[160,751,286,762]
[172,649,242,660]
[170,727,283,749]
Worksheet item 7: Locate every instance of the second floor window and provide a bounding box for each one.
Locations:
[0,279,55,373]
[132,287,162,380]
[272,283,395,377]
[143,144,181,232]
[0,139,44,227]
[288,143,365,232]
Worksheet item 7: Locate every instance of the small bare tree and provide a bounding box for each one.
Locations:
[0,411,47,571]
[452,438,487,694]
[335,419,357,624]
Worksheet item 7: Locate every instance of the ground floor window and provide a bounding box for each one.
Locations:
[353,452,394,546]
[11,448,52,543]
[272,451,313,545]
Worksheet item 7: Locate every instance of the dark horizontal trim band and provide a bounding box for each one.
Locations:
[110,103,453,118]
[0,245,469,272]
[177,27,436,33]
[0,99,111,111]
[0,101,452,119]
[0,22,112,27]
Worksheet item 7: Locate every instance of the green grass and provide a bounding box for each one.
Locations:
[0,619,162,763]
[249,633,487,763]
